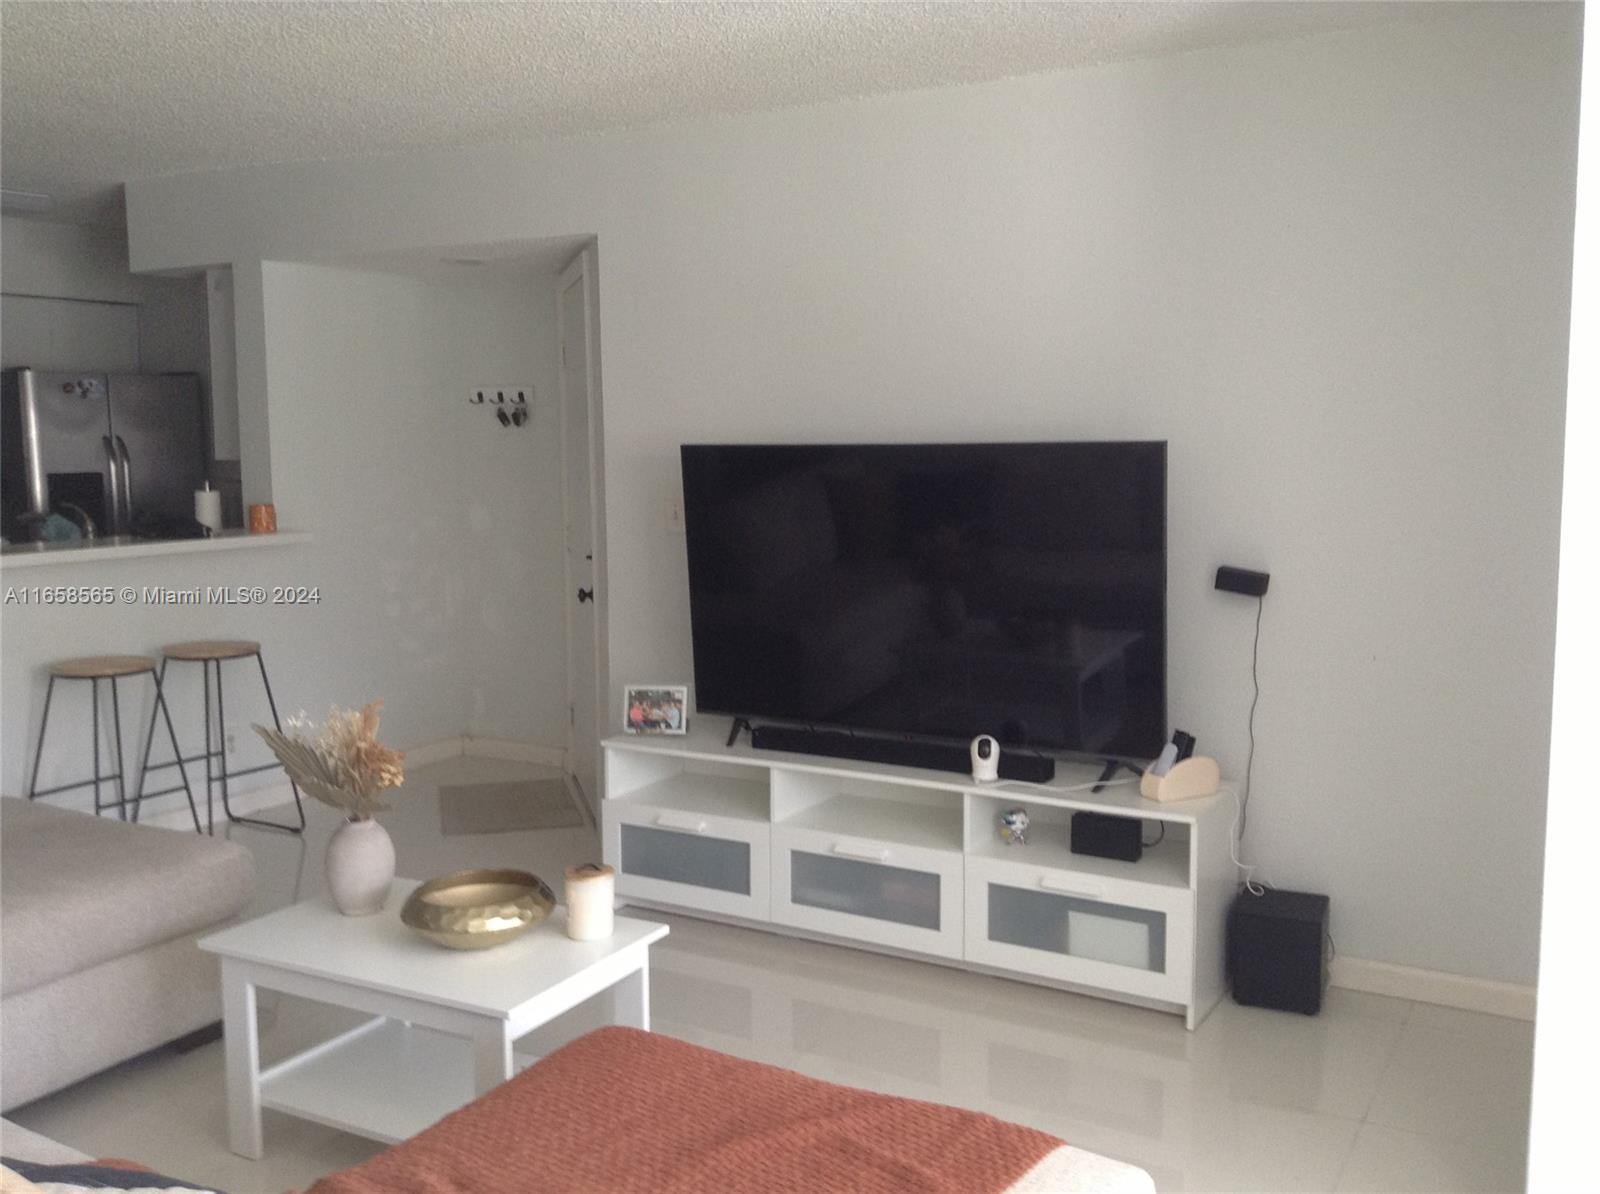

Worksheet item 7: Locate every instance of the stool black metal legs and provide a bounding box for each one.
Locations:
[28,674,129,818]
[248,650,305,832]
[26,674,58,807]
[139,653,307,836]
[108,676,124,816]
[29,668,199,832]
[129,667,205,834]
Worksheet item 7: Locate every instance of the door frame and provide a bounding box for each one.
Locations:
[556,244,608,814]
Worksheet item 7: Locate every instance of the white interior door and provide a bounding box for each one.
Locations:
[559,253,601,813]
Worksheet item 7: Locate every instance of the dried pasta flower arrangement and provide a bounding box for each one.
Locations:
[255,700,404,822]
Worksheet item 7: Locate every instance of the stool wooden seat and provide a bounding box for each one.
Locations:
[161,640,262,662]
[48,655,158,679]
[141,640,304,835]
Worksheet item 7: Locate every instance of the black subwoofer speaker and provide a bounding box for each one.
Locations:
[1227,887,1330,1014]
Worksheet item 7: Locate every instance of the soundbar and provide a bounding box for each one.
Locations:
[748,725,1056,783]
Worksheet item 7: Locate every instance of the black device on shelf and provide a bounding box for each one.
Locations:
[1070,811,1143,862]
[1171,729,1196,761]
[682,441,1167,776]
[1227,887,1331,1015]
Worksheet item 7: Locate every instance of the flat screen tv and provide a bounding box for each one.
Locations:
[681,442,1167,762]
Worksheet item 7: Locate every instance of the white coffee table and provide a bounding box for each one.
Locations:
[198,880,668,1158]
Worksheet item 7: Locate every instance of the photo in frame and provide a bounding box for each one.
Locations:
[623,685,688,735]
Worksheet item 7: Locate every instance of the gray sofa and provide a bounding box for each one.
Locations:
[0,797,254,1112]
[0,1116,87,1164]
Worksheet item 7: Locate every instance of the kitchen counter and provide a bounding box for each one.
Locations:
[0,529,309,571]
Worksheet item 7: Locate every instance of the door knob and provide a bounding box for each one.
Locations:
[577,587,594,604]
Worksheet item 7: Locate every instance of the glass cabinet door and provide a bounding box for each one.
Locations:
[964,856,1192,1003]
[606,802,771,920]
[772,829,964,959]
[987,883,1166,972]
[621,824,751,895]
[790,850,941,930]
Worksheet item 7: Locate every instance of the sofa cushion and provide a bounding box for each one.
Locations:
[0,798,254,997]
[0,1117,89,1165]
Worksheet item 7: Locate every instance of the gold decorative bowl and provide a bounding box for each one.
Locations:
[400,868,556,950]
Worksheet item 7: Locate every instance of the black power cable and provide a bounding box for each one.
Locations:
[1240,595,1263,838]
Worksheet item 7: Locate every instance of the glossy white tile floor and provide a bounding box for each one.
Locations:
[7,757,1533,1193]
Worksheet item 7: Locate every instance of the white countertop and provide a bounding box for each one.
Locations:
[0,529,309,571]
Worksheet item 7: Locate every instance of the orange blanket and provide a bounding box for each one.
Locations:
[308,1027,1063,1194]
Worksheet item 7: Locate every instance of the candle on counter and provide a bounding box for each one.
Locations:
[194,482,222,536]
[564,863,615,941]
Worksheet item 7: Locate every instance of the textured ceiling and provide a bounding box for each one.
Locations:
[2,1,1424,223]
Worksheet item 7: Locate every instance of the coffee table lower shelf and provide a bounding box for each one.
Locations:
[259,1017,539,1145]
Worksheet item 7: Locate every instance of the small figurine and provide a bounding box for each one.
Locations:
[998,807,1029,846]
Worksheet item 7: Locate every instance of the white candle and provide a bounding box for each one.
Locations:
[564,863,614,941]
[194,484,223,535]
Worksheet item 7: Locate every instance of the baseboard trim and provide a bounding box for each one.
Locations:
[403,737,466,768]
[460,735,567,769]
[1332,956,1536,1021]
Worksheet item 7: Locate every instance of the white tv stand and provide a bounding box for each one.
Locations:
[602,725,1236,1029]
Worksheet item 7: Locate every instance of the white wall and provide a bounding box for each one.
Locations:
[258,262,569,747]
[0,263,567,818]
[121,5,1580,984]
[1527,9,1597,1189]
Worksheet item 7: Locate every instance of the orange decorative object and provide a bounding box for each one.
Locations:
[248,503,277,533]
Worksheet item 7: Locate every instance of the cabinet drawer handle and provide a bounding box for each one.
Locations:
[654,812,708,834]
[1038,875,1105,900]
[831,841,891,863]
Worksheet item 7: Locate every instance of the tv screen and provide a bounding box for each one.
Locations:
[681,442,1167,760]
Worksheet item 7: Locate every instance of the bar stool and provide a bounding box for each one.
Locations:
[28,655,201,833]
[137,640,306,835]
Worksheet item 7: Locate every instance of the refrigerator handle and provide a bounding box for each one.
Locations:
[114,435,133,533]
[103,436,125,533]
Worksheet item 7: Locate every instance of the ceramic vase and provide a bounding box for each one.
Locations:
[325,817,395,915]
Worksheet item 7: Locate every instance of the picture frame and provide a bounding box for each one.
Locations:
[623,685,688,735]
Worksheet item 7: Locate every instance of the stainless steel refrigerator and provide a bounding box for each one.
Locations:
[1,367,208,542]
